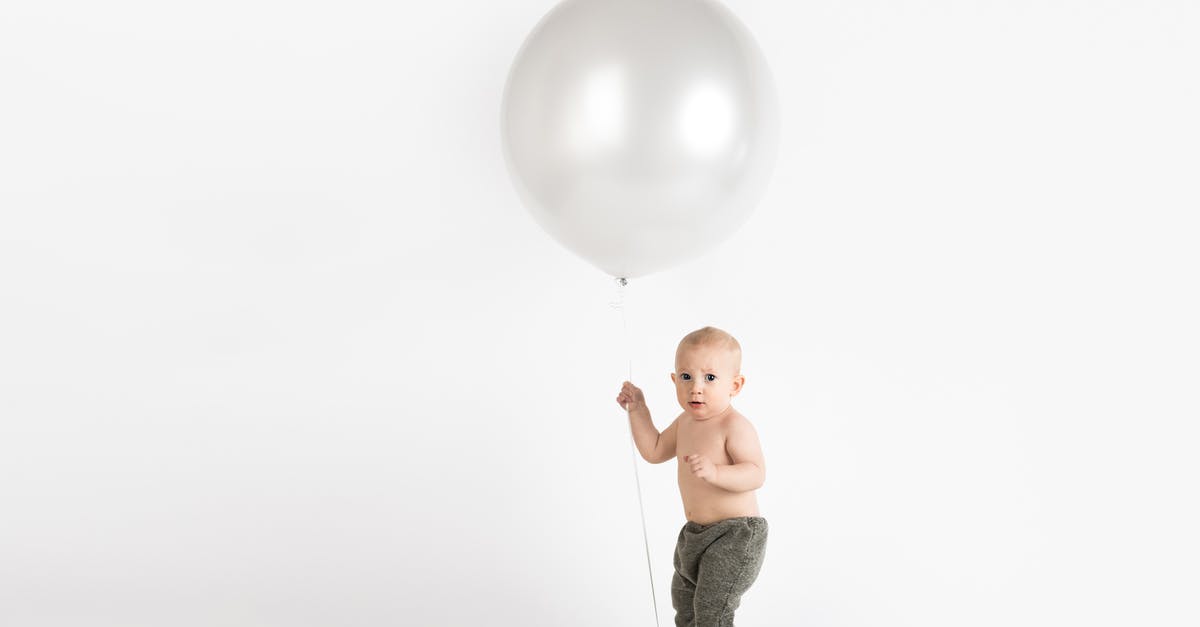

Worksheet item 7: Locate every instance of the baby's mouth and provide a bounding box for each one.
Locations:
[689,401,704,407]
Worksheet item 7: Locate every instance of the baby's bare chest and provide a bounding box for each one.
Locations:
[676,417,731,464]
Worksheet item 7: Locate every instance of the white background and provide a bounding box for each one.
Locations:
[2,1,1197,626]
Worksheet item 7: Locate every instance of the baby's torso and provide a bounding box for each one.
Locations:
[675,411,760,525]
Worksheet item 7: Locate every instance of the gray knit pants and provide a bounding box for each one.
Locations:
[671,516,768,627]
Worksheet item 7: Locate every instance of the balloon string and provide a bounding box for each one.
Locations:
[612,277,662,627]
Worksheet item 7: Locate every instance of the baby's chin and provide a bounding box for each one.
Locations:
[684,401,728,415]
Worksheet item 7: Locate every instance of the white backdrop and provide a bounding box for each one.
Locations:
[2,1,1197,626]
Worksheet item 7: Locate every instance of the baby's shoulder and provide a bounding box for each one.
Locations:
[720,409,756,433]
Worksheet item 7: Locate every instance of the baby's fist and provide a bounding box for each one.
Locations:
[616,381,645,411]
[685,454,717,483]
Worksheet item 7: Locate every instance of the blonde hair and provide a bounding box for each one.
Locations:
[676,326,742,373]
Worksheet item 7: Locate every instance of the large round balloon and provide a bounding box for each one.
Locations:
[501,0,779,279]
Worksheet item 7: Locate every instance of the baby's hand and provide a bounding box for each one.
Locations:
[684,454,717,483]
[616,381,646,412]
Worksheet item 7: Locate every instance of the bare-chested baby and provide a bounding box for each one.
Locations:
[615,326,768,627]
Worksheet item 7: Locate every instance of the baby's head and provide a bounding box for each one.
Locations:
[670,326,745,420]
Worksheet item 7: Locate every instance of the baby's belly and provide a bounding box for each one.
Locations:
[678,470,760,525]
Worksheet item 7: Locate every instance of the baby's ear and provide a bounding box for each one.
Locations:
[731,374,746,395]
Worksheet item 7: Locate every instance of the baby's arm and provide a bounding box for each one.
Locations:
[617,381,678,464]
[710,417,766,492]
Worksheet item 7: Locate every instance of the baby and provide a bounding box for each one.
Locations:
[616,326,768,627]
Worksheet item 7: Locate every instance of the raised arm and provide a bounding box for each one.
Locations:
[648,416,679,464]
[617,381,678,464]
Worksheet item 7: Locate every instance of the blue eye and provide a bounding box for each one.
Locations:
[705,374,716,382]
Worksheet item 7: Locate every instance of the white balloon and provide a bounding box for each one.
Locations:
[501,0,779,279]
